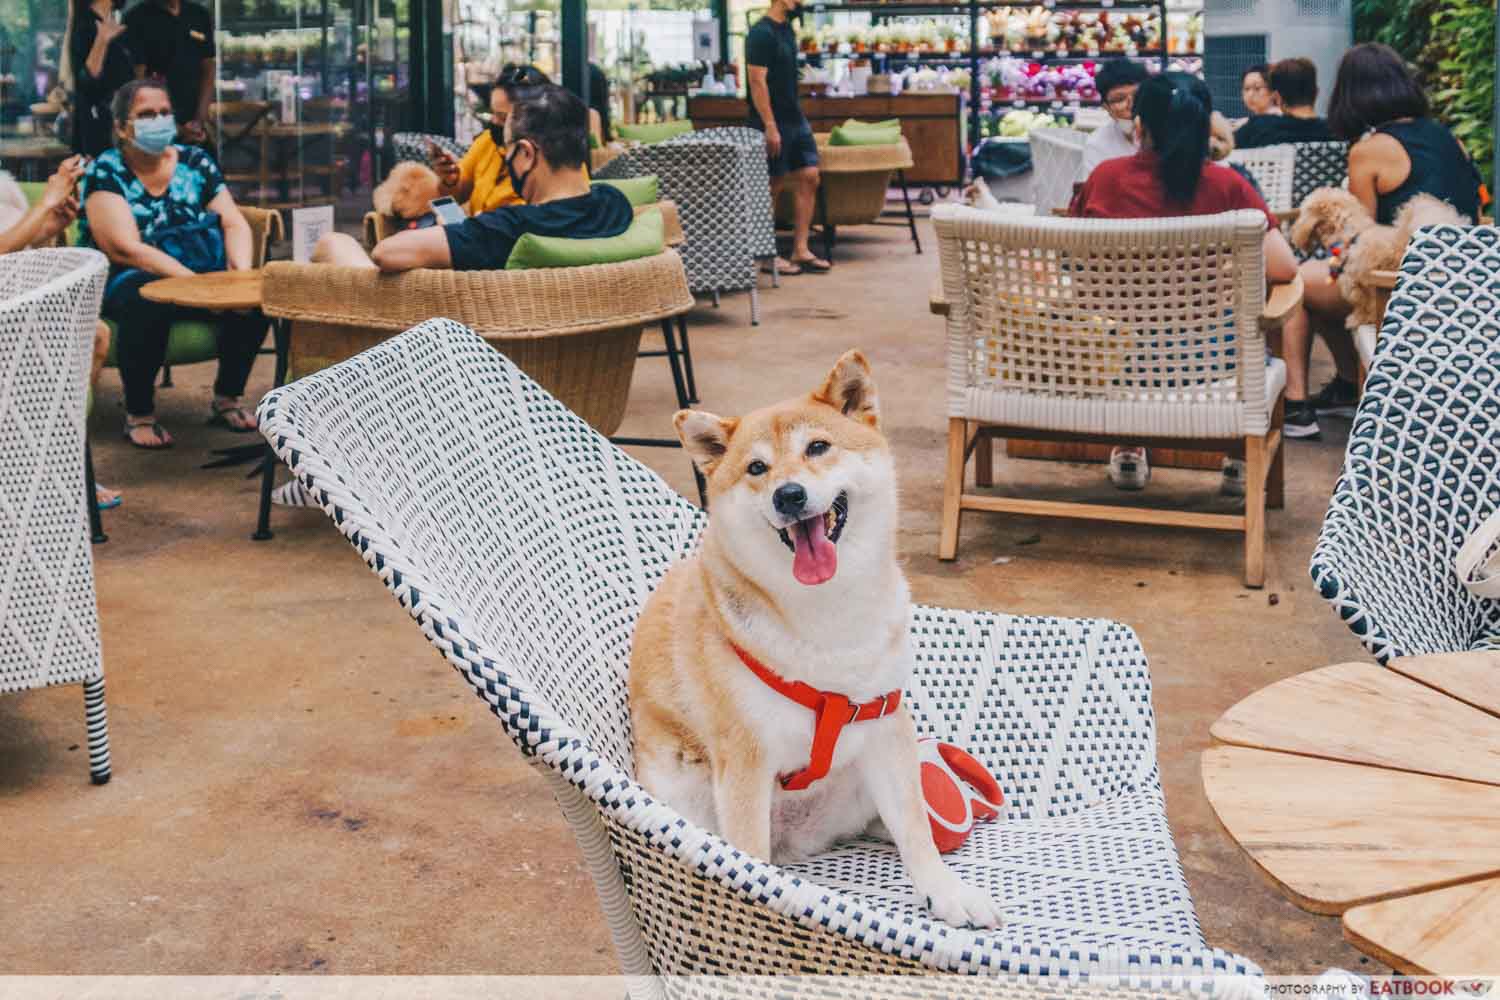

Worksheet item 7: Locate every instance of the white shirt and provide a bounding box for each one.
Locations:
[1075,122,1139,184]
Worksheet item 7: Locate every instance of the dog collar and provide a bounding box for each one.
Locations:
[730,643,902,791]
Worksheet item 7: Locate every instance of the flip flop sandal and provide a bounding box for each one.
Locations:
[96,488,122,511]
[762,259,803,276]
[791,256,832,274]
[208,405,257,433]
[123,420,173,449]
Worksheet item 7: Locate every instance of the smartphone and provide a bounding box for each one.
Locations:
[430,195,465,226]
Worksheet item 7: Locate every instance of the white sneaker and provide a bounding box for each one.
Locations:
[1108,447,1149,490]
[1220,458,1246,497]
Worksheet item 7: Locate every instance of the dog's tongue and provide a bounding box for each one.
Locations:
[791,515,838,586]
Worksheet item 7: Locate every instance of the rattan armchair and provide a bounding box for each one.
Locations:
[934,205,1286,587]
[1028,127,1087,216]
[1312,225,1500,662]
[257,316,1265,996]
[363,199,685,250]
[0,247,112,784]
[774,133,920,261]
[1226,144,1296,215]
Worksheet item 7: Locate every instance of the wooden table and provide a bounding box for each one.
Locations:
[0,138,72,180]
[141,269,288,541]
[928,273,1304,470]
[1202,653,1500,975]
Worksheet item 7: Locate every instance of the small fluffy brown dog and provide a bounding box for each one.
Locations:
[373,161,443,220]
[1291,188,1464,329]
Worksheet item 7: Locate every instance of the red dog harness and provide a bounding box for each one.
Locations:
[731,643,902,791]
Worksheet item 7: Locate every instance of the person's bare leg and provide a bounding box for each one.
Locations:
[88,321,121,507]
[790,166,828,268]
[768,174,797,273]
[1300,258,1359,385]
[312,232,377,268]
[1282,304,1313,400]
[1322,326,1362,383]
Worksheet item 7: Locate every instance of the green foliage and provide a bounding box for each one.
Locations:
[1355,0,1495,192]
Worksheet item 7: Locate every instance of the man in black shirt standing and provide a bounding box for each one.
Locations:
[745,0,829,273]
[125,0,216,145]
[1234,58,1336,149]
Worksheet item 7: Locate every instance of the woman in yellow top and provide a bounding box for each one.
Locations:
[430,63,551,214]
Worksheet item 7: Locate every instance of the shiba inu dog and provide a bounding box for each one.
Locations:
[628,351,1003,929]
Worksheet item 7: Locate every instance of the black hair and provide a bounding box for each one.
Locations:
[110,78,170,147]
[1268,57,1318,108]
[1134,71,1213,205]
[1326,43,1429,141]
[1094,59,1150,101]
[1241,63,1269,85]
[507,83,590,170]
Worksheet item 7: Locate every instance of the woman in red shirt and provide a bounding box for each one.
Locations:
[1070,71,1299,490]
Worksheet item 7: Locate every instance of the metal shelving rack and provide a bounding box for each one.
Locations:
[799,0,1169,150]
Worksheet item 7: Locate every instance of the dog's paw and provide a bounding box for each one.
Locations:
[924,876,1004,930]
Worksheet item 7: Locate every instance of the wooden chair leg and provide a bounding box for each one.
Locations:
[1268,396,1285,511]
[1244,434,1268,588]
[939,417,966,561]
[974,425,994,488]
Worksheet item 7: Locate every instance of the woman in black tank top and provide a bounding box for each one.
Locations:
[1275,43,1484,442]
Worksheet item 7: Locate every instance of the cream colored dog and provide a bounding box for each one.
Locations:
[629,351,1003,929]
[372,160,443,221]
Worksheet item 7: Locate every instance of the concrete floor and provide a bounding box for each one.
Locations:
[0,216,1387,976]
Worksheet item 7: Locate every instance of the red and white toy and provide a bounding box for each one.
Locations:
[918,738,1005,853]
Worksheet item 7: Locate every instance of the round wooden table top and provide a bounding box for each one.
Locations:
[140,269,264,312]
[1201,652,1500,976]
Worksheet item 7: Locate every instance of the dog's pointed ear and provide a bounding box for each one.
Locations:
[675,409,739,475]
[814,350,880,430]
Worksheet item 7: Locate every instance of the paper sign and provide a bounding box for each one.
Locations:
[692,18,720,64]
[292,205,335,263]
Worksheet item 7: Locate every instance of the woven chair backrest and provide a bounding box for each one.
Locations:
[668,126,778,260]
[1028,127,1087,216]
[934,205,1269,421]
[594,140,755,293]
[1291,140,1348,207]
[1227,144,1296,213]
[1312,225,1500,662]
[257,318,706,770]
[390,132,464,165]
[0,248,107,694]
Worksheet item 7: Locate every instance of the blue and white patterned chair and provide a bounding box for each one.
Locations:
[1311,225,1500,663]
[1289,140,1347,210]
[0,248,112,784]
[257,318,1261,996]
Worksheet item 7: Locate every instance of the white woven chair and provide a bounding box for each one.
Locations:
[1225,145,1296,215]
[1027,128,1087,217]
[1312,225,1500,662]
[0,247,112,784]
[256,317,1262,995]
[933,205,1285,587]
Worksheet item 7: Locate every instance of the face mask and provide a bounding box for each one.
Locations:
[505,140,535,200]
[488,122,506,146]
[1114,116,1136,140]
[131,115,176,156]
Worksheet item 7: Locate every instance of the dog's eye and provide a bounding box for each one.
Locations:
[747,460,768,476]
[806,440,831,457]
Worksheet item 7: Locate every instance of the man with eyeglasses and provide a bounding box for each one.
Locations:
[1074,60,1152,185]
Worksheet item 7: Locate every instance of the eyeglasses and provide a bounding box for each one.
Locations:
[1105,92,1133,109]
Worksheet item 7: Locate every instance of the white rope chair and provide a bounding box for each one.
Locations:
[1312,225,1500,662]
[1027,128,1087,216]
[1225,145,1296,215]
[0,247,112,784]
[255,317,1263,996]
[933,205,1284,587]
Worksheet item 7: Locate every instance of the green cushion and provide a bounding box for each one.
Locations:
[505,208,665,270]
[589,132,601,149]
[102,318,220,367]
[593,176,659,207]
[19,180,81,246]
[829,119,902,147]
[615,120,694,144]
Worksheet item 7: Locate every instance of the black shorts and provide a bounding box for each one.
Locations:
[757,117,819,177]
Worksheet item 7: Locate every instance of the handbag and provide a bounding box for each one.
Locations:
[105,212,227,302]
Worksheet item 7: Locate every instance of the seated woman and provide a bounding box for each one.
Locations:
[1070,71,1298,492]
[1285,42,1482,440]
[316,84,632,274]
[81,79,267,449]
[429,63,551,217]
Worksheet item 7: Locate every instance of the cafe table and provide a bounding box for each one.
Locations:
[140,269,288,540]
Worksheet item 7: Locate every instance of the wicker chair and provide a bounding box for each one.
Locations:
[0,247,112,784]
[1028,127,1087,216]
[255,316,1264,994]
[934,205,1285,587]
[595,140,761,325]
[1311,225,1500,663]
[1226,145,1296,215]
[667,126,778,274]
[772,134,920,262]
[390,131,463,165]
[1290,140,1348,208]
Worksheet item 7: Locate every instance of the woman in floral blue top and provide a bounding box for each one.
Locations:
[82,78,265,448]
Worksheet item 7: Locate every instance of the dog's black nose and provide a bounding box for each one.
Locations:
[773,482,807,516]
